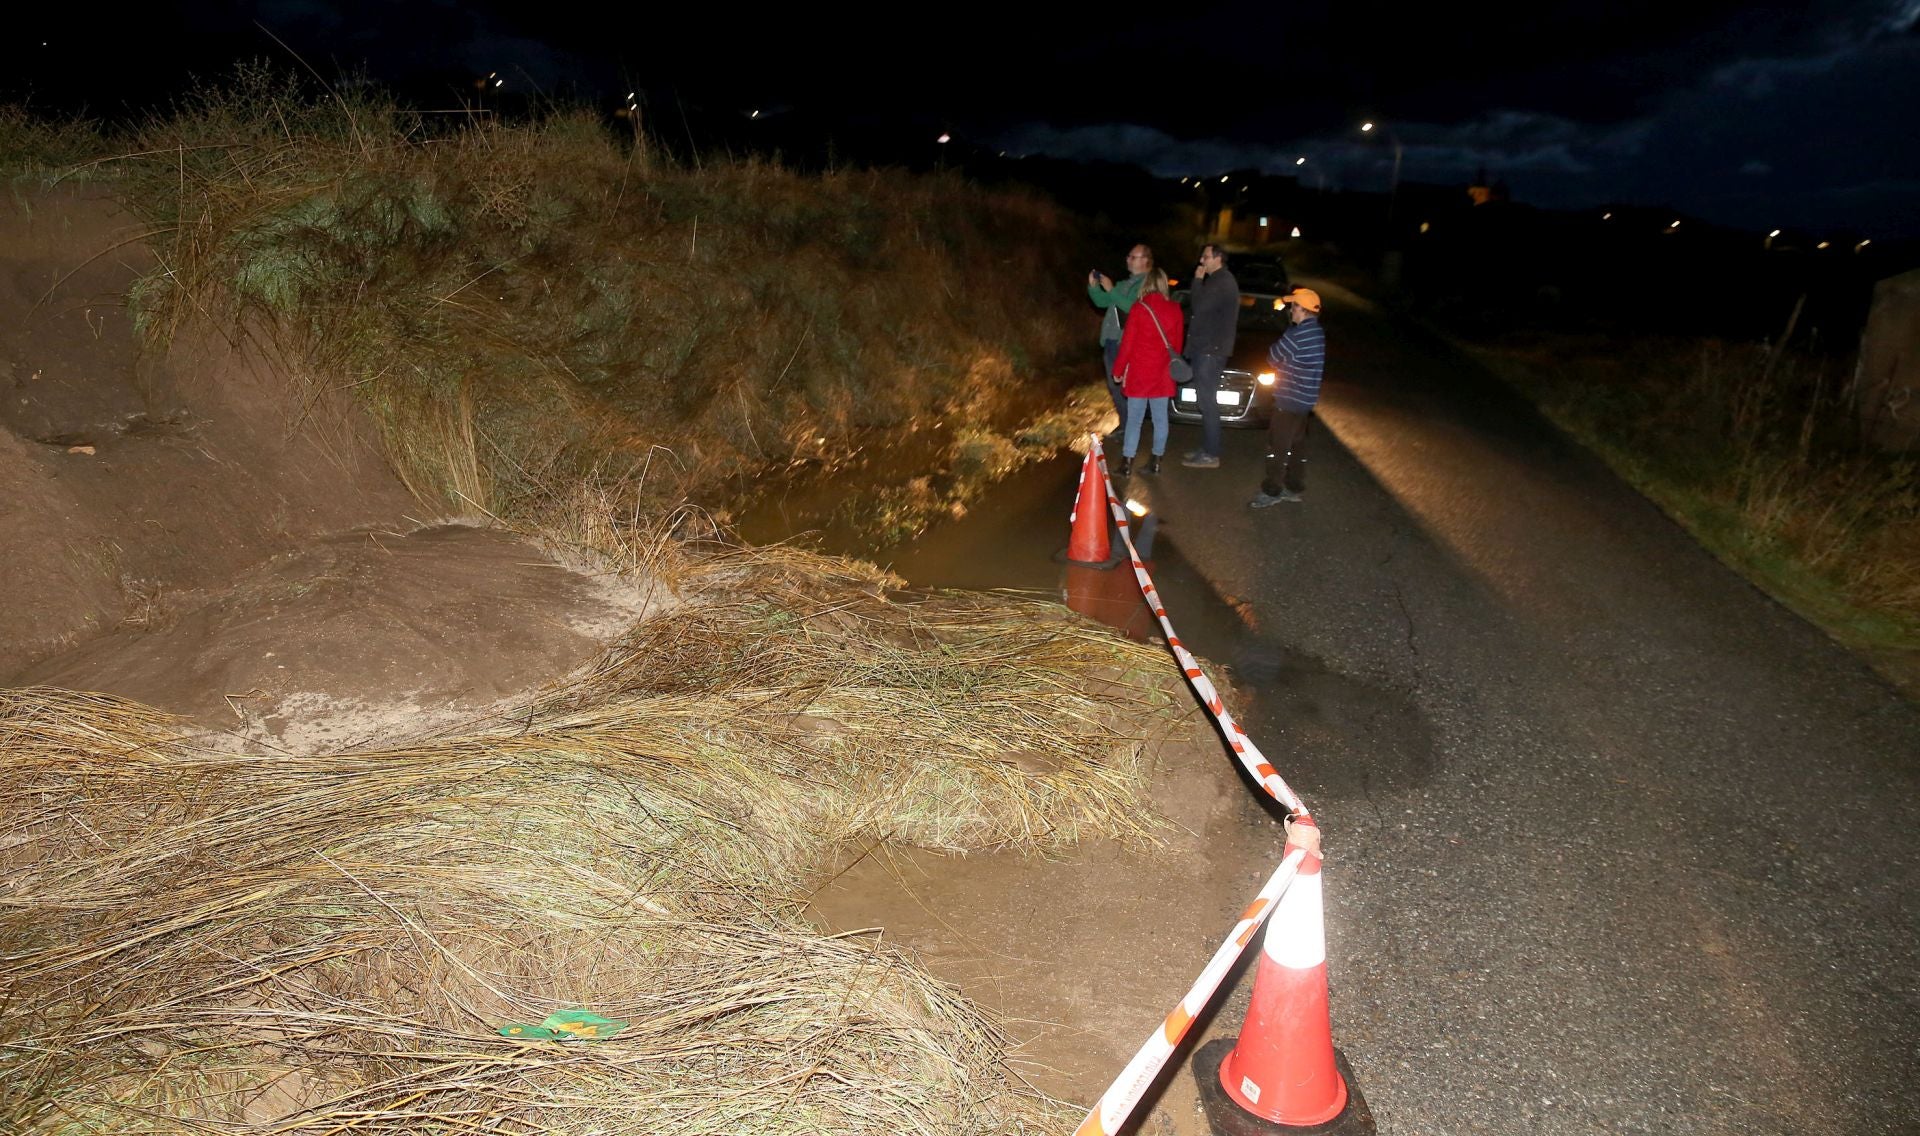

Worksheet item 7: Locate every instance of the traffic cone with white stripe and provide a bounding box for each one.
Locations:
[1195,817,1373,1134]
[1061,443,1118,567]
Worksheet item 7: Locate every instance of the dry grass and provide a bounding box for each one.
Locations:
[1478,334,1920,649]
[0,106,104,179]
[0,541,1184,1134]
[1,71,1169,1133]
[94,65,1092,528]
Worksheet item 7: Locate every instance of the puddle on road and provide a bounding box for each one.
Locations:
[749,449,1436,804]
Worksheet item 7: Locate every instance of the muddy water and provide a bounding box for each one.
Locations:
[745,448,1432,799]
[781,452,1430,1130]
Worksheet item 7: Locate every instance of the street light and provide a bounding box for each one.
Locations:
[1359,120,1405,234]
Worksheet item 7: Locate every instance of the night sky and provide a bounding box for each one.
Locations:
[9,1,1918,238]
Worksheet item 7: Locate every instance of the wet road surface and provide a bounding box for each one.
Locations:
[850,282,1920,1135]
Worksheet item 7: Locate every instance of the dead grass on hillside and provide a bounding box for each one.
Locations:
[0,106,104,177]
[0,539,1182,1134]
[106,66,1090,528]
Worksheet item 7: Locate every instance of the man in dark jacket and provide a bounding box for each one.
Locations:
[1180,244,1238,468]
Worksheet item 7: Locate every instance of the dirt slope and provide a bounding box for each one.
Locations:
[0,186,419,670]
[2,187,661,743]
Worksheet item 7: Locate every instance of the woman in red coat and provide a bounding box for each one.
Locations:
[1109,268,1185,475]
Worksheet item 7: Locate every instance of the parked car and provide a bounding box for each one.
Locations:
[1232,254,1291,301]
[1170,256,1292,429]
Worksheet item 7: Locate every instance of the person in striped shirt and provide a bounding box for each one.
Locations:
[1249,288,1326,508]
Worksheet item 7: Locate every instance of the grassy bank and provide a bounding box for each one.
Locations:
[25,67,1098,528]
[0,73,1189,1132]
[1473,333,1920,678]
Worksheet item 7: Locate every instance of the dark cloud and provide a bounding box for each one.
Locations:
[4,1,1914,235]
[992,0,1920,236]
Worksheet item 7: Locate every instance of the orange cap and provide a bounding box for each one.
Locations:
[1283,288,1322,313]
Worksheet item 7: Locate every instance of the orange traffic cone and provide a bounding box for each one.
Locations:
[1062,445,1116,567]
[1194,817,1373,1133]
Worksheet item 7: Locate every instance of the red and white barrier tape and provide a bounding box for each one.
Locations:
[1069,434,1319,1135]
[1089,436,1307,816]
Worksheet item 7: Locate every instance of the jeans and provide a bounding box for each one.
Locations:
[1262,409,1310,495]
[1124,397,1170,458]
[1102,341,1126,427]
[1191,353,1227,457]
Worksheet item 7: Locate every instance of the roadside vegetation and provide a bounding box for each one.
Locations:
[12,65,1100,535]
[1473,333,1920,674]
[0,72,1177,1131]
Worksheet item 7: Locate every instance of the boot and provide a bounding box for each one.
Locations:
[1118,456,1133,477]
[1147,454,1162,474]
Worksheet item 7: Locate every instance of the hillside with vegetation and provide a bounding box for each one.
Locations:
[112,69,1101,530]
[0,74,1181,1134]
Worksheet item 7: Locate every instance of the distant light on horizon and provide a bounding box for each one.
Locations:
[937,133,951,144]
[1817,240,1832,249]
[1361,121,1375,132]
[1290,226,1302,238]
[1602,211,1613,220]
[1856,239,1872,251]
[1220,175,1229,183]
[1768,229,1781,238]
[1295,156,1307,166]
[1259,216,1269,227]
[1667,220,1681,230]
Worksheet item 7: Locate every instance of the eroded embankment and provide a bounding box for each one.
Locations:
[1,104,1187,1133]
[0,185,418,677]
[1,543,1193,1134]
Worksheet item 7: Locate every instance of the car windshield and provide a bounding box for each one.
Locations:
[1234,262,1290,294]
[1178,260,1293,332]
[1237,295,1290,331]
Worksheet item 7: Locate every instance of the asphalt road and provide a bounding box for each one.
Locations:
[1068,282,1920,1135]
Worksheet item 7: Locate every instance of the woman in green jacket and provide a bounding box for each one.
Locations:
[1088,244,1154,430]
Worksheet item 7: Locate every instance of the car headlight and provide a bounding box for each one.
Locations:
[1257,372,1276,386]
